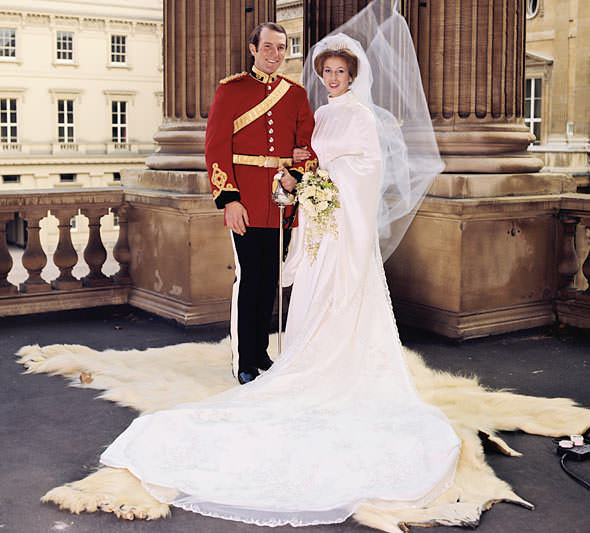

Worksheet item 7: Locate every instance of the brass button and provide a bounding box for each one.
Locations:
[269,146,275,152]
[267,111,272,117]
[267,85,272,90]
[268,119,273,125]
[268,128,274,134]
[269,137,274,143]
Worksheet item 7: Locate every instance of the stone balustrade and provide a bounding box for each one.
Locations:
[0,188,130,317]
[555,194,590,328]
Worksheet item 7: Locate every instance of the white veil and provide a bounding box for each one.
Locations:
[303,0,444,260]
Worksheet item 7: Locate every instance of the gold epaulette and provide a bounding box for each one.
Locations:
[219,72,247,85]
[279,74,305,89]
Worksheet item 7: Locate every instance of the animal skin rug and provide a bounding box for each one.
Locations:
[16,336,590,532]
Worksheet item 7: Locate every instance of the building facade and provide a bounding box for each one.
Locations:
[0,0,163,250]
[525,0,590,188]
[276,0,303,80]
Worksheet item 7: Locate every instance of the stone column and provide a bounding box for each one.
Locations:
[145,0,275,173]
[122,0,276,326]
[402,0,543,177]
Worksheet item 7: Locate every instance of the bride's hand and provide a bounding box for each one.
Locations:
[292,146,311,163]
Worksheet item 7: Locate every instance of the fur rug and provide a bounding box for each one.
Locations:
[16,336,590,532]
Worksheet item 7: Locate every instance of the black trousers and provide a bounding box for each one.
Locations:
[230,228,290,375]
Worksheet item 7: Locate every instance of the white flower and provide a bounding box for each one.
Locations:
[295,170,340,262]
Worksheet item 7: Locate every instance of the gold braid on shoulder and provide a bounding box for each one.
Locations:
[279,74,305,89]
[219,72,247,85]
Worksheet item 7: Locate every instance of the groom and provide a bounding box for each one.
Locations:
[205,22,318,384]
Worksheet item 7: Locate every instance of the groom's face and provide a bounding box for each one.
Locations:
[249,28,286,75]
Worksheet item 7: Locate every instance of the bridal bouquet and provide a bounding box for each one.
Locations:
[296,169,340,262]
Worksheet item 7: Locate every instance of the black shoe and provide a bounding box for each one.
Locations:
[257,353,274,371]
[238,369,259,385]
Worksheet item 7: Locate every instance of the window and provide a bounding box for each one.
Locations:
[110,35,126,64]
[113,172,121,181]
[2,174,19,183]
[290,36,301,56]
[56,31,73,61]
[57,99,75,142]
[111,101,127,142]
[0,98,17,143]
[70,216,77,230]
[0,28,16,58]
[526,0,540,19]
[113,213,120,228]
[60,173,76,183]
[525,78,542,145]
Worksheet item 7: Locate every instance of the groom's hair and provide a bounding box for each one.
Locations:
[249,22,287,51]
[314,49,359,82]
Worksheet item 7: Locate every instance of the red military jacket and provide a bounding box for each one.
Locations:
[205,66,318,228]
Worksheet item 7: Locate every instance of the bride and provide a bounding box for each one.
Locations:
[100,8,461,529]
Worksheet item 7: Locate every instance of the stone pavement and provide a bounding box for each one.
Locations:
[1,306,589,533]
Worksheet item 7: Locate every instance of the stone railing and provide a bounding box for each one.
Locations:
[555,193,590,328]
[0,188,130,317]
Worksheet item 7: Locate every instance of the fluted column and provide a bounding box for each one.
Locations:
[305,0,542,174]
[402,0,542,173]
[146,0,275,170]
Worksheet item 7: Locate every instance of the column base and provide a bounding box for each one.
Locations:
[393,299,555,340]
[429,172,576,198]
[145,121,207,171]
[129,287,229,326]
[122,168,210,195]
[555,296,590,329]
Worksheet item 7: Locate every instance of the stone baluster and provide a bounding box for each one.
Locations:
[111,205,131,284]
[581,219,590,296]
[19,210,51,293]
[558,216,580,300]
[81,208,111,287]
[51,209,83,290]
[0,214,17,295]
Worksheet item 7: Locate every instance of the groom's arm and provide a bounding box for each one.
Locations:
[288,88,318,180]
[205,82,241,209]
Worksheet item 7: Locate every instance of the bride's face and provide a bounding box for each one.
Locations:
[322,57,350,98]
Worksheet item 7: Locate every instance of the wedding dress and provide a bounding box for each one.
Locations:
[100,89,461,527]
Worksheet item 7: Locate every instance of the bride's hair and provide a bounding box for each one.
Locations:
[313,48,358,81]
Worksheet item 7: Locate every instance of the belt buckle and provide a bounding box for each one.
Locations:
[264,156,279,168]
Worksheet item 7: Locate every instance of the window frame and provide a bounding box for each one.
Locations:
[0,97,18,144]
[55,30,76,64]
[111,100,128,143]
[289,35,301,57]
[109,34,128,66]
[526,0,541,19]
[2,174,20,184]
[0,27,17,61]
[524,77,543,146]
[57,98,75,143]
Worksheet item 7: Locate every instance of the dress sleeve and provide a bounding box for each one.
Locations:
[289,88,318,180]
[205,83,241,209]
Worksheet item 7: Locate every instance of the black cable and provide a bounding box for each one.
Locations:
[560,453,590,490]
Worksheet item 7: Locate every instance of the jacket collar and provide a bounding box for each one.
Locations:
[251,65,279,84]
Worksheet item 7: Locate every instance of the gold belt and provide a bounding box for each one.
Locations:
[232,154,293,168]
